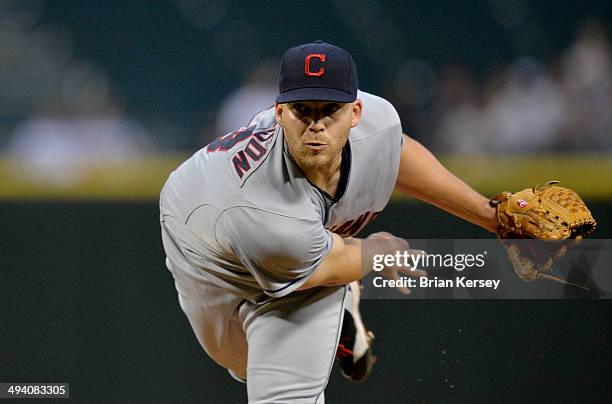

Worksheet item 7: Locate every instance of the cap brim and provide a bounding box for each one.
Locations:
[276,87,356,103]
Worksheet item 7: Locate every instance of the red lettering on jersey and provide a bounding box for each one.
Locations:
[333,219,355,236]
[208,127,254,153]
[350,213,371,234]
[245,138,266,161]
[329,211,383,237]
[232,151,251,178]
[305,54,326,77]
[228,127,275,180]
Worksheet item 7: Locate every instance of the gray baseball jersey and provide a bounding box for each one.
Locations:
[160,90,403,402]
[160,90,402,300]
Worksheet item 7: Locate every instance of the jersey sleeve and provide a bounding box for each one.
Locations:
[216,207,333,298]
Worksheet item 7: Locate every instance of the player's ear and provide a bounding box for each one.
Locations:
[275,103,284,127]
[350,99,363,128]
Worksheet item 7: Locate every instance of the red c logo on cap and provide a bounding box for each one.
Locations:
[305,54,326,77]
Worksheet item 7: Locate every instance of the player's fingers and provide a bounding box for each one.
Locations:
[397,286,412,295]
[396,265,427,278]
[409,249,427,259]
[401,268,428,278]
[367,231,396,240]
[368,233,412,251]
[387,268,412,295]
[396,249,427,277]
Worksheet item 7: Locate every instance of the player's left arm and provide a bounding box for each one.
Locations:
[395,134,498,233]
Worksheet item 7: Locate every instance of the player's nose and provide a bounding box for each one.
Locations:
[308,117,326,132]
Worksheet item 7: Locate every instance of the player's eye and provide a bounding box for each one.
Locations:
[292,104,309,115]
[323,104,340,116]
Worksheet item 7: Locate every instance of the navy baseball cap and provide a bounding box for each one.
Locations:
[276,41,359,103]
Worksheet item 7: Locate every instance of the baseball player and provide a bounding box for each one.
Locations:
[160,41,577,403]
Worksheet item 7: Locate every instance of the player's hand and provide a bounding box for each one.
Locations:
[366,231,428,294]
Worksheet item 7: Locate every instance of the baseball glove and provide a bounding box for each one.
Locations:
[490,181,597,287]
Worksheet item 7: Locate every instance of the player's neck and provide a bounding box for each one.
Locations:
[298,155,343,198]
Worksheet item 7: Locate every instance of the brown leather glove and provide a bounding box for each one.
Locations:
[490,181,597,287]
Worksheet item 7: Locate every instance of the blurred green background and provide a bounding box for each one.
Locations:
[0,0,610,402]
[0,0,611,199]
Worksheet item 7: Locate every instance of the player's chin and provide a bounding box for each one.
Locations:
[301,153,332,168]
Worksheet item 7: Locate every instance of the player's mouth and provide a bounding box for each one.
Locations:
[305,141,328,151]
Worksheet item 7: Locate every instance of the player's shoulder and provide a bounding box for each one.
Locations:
[357,90,394,106]
[358,90,400,122]
[247,105,276,128]
[160,107,280,215]
[350,90,401,142]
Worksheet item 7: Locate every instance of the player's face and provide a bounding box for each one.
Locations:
[275,100,362,171]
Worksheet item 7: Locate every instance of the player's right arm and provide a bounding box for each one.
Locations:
[298,234,363,289]
[219,207,422,296]
[299,232,426,292]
